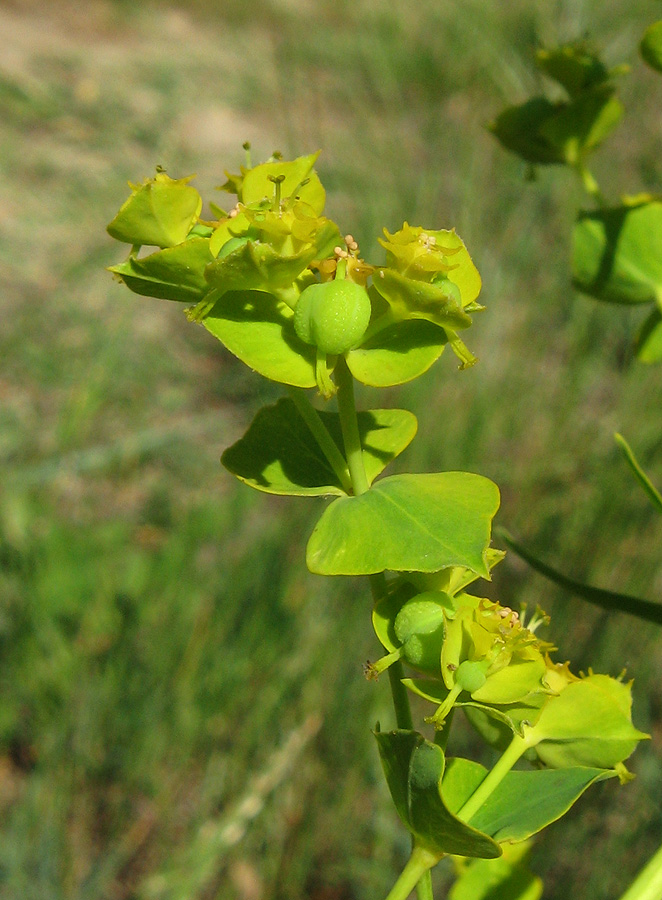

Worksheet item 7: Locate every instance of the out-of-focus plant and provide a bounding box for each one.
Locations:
[491,26,662,620]
[106,149,648,899]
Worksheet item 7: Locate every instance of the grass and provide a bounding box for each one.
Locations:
[1,0,661,898]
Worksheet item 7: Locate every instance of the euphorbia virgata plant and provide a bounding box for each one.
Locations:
[107,148,648,900]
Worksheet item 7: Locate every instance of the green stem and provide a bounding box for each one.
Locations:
[618,842,662,900]
[456,733,529,824]
[383,846,439,900]
[369,573,414,730]
[336,361,429,899]
[287,388,352,493]
[335,356,370,496]
[416,868,434,900]
[576,162,606,208]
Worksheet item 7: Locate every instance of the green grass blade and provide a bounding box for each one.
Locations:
[614,433,662,515]
[498,530,662,626]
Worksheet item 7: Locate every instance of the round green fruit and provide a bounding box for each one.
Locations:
[455,659,488,694]
[393,593,450,675]
[293,279,372,355]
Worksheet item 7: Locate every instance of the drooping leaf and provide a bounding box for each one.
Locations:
[202,290,317,387]
[306,472,500,576]
[442,757,615,843]
[221,399,417,496]
[375,730,500,859]
[640,21,662,74]
[107,172,202,248]
[634,306,662,363]
[614,433,662,513]
[108,238,214,302]
[572,200,662,305]
[499,529,662,625]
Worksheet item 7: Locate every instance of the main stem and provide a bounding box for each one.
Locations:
[335,357,432,900]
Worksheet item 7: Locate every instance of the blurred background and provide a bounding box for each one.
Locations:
[1,0,661,897]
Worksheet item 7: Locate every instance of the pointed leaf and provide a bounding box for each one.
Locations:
[203,290,317,387]
[222,399,417,496]
[499,530,662,625]
[307,472,500,576]
[572,200,662,305]
[614,433,662,513]
[107,173,202,248]
[442,758,615,843]
[375,730,500,858]
[634,306,662,363]
[641,21,662,74]
[108,238,214,302]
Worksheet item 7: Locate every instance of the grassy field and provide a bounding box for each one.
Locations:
[1,1,661,898]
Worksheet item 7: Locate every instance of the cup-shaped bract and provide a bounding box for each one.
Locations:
[441,598,551,706]
[522,671,649,772]
[107,172,202,248]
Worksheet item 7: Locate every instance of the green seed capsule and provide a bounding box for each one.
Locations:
[455,659,488,694]
[293,279,372,355]
[392,592,451,675]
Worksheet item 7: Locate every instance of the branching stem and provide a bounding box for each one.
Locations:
[456,733,529,823]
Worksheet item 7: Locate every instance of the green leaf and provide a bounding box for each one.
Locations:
[204,240,317,298]
[221,399,417,496]
[306,472,500,576]
[449,845,543,900]
[202,290,317,388]
[375,730,501,859]
[536,43,610,98]
[240,152,325,214]
[107,172,202,248]
[442,757,615,843]
[498,529,662,625]
[572,200,662,305]
[641,21,662,74]
[614,433,662,513]
[489,98,567,165]
[108,238,214,303]
[539,87,622,164]
[372,269,472,330]
[346,318,448,387]
[524,675,649,770]
[635,306,662,363]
